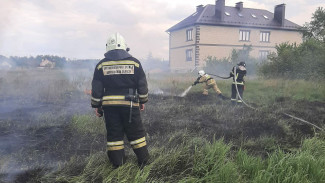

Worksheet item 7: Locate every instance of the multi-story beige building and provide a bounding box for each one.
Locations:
[167,0,302,72]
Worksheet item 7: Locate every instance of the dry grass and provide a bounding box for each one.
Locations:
[0,70,324,182]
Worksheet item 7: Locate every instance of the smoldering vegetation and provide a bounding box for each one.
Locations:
[0,68,95,182]
[0,69,324,183]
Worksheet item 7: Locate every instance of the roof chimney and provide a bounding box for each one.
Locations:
[196,5,204,12]
[236,2,243,11]
[215,0,225,21]
[274,4,285,26]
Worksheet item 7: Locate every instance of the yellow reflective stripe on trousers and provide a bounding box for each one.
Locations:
[102,95,125,100]
[107,145,124,151]
[132,141,147,149]
[107,141,124,151]
[130,137,146,145]
[107,141,124,146]
[232,82,244,85]
[97,60,139,70]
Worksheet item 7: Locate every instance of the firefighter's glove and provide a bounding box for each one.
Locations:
[95,107,103,117]
[192,81,198,86]
[140,104,145,111]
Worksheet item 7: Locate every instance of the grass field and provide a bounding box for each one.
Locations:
[0,69,324,183]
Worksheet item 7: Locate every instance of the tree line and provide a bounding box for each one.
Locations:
[0,55,99,69]
[259,7,325,79]
[0,52,169,72]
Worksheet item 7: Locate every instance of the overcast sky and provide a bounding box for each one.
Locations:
[0,0,324,60]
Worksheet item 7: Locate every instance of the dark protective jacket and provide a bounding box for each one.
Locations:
[91,49,148,108]
[230,66,247,85]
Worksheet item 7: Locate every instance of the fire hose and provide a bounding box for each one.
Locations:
[206,73,231,79]
[232,67,324,131]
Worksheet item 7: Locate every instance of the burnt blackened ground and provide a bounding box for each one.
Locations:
[0,96,104,182]
[0,92,324,182]
[144,93,325,156]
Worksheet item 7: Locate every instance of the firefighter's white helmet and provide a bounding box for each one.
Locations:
[106,32,128,52]
[198,70,205,76]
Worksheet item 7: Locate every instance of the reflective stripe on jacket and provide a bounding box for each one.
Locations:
[91,49,148,108]
[198,74,216,86]
[230,66,246,85]
[101,95,140,107]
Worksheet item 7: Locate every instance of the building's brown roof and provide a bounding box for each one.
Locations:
[167,4,300,32]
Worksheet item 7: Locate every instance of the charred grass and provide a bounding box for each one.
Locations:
[0,71,325,182]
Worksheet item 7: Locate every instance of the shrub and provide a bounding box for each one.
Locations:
[258,40,325,79]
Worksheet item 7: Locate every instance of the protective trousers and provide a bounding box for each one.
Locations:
[203,82,221,95]
[231,84,244,103]
[103,106,149,168]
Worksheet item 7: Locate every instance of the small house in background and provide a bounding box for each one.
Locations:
[0,62,12,70]
[0,55,13,70]
[167,0,302,72]
[39,59,55,69]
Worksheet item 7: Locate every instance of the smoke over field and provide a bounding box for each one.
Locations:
[0,69,324,182]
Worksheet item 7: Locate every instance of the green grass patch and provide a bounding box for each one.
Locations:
[245,79,325,104]
[2,71,325,182]
[40,136,325,183]
[70,114,106,135]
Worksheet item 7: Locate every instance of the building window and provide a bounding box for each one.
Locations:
[259,50,270,60]
[186,49,193,61]
[186,29,193,41]
[239,30,250,41]
[260,31,270,42]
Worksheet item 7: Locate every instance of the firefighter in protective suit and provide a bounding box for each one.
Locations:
[193,70,227,100]
[91,32,149,168]
[230,61,247,104]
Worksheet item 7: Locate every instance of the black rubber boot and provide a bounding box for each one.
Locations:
[133,146,149,168]
[107,149,126,168]
[218,94,228,100]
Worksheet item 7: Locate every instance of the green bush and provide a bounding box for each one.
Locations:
[258,40,325,79]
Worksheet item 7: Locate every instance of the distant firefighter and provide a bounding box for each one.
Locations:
[230,61,247,104]
[91,32,149,168]
[193,70,227,100]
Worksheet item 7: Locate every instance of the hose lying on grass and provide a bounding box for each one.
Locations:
[232,67,324,132]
